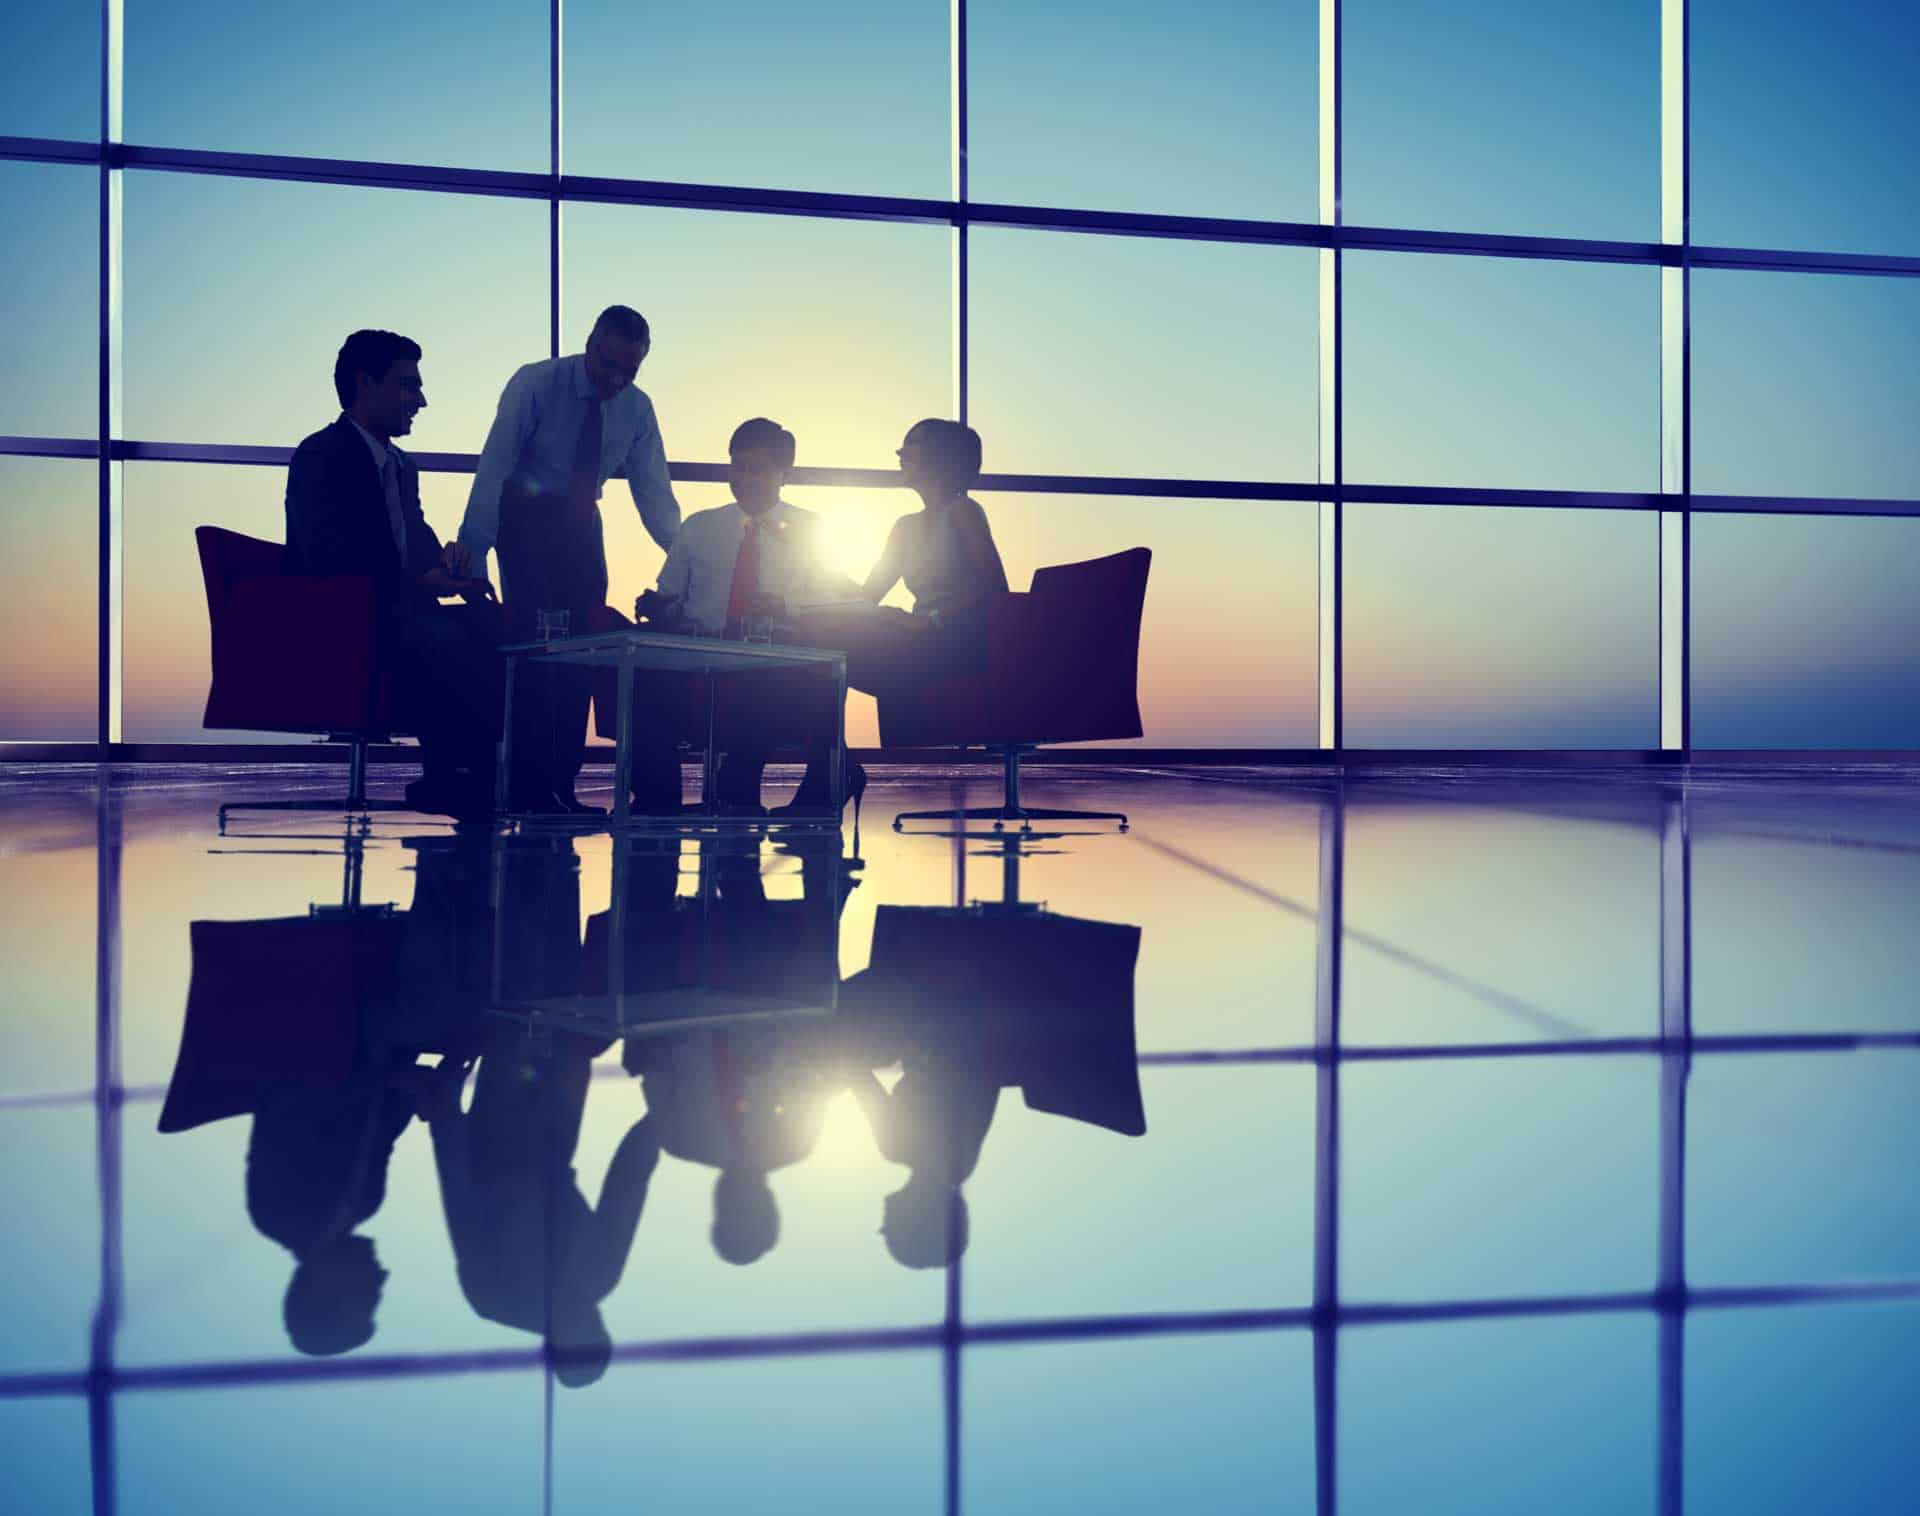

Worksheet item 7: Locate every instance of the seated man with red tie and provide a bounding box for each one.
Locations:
[637,418,854,815]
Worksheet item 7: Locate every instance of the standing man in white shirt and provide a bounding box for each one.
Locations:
[460,305,681,814]
[638,418,852,815]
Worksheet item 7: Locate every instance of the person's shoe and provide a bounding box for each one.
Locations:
[770,761,867,825]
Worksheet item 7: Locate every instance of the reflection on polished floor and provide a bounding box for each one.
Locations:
[4,763,1918,1514]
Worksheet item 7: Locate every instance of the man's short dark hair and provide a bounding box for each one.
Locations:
[907,418,983,491]
[592,305,651,348]
[333,329,421,410]
[728,417,797,467]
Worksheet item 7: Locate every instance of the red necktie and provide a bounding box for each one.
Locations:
[726,519,762,624]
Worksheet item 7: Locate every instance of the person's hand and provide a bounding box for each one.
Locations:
[419,565,496,602]
[635,588,675,623]
[441,540,474,578]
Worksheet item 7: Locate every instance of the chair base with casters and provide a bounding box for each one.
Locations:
[216,733,417,831]
[893,743,1130,832]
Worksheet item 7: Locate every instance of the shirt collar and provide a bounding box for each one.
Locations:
[344,413,390,471]
[732,500,790,530]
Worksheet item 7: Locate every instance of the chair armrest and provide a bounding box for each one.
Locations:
[205,574,384,733]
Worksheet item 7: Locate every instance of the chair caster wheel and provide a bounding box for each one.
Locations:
[1119,822,1130,832]
[992,820,1005,831]
[892,820,903,831]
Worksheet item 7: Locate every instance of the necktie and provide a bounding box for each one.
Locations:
[569,396,603,527]
[726,518,763,626]
[380,449,408,566]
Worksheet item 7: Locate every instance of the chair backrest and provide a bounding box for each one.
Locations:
[1020,546,1151,743]
[197,524,284,623]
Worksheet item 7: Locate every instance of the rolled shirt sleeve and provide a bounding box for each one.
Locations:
[623,396,681,552]
[459,364,540,564]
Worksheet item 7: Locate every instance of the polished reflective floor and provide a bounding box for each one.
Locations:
[4,763,1918,1514]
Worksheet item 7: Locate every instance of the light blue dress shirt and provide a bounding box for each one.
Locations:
[459,353,681,567]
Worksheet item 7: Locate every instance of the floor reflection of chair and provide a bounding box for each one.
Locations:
[163,829,405,1133]
[840,831,1147,1138]
[490,835,852,1040]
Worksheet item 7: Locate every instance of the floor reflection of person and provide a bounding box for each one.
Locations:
[838,898,1148,1270]
[617,840,856,1264]
[428,1033,659,1387]
[246,1070,414,1357]
[846,1058,997,1270]
[422,836,659,1387]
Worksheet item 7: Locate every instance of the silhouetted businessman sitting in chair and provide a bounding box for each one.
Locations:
[635,418,857,816]
[285,329,500,820]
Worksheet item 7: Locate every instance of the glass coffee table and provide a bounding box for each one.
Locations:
[497,627,848,825]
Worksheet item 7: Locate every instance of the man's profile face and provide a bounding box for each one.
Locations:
[729,442,790,515]
[358,358,426,439]
[584,329,646,400]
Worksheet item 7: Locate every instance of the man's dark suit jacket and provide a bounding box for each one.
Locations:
[284,414,442,619]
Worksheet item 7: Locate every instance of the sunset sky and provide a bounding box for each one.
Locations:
[1,0,1916,748]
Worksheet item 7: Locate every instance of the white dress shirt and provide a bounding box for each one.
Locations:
[460,353,681,565]
[347,414,410,565]
[656,500,844,636]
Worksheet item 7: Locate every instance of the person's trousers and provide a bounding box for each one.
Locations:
[615,663,839,806]
[391,600,504,783]
[497,495,606,800]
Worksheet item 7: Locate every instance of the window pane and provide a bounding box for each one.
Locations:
[970,229,1316,481]
[1344,0,1658,240]
[1688,1303,1920,1516]
[969,0,1317,222]
[0,818,97,1093]
[1,1401,90,1516]
[970,1337,1315,1514]
[1692,270,1920,501]
[1344,503,1659,748]
[967,1067,1316,1316]
[121,461,476,743]
[564,1,947,197]
[120,1377,544,1513]
[987,493,1318,747]
[558,1356,938,1511]
[124,173,546,449]
[0,2,98,140]
[1694,0,1920,257]
[1343,1058,1658,1300]
[1343,795,1661,1046]
[1689,1051,1920,1286]
[0,162,96,439]
[564,204,950,470]
[0,1109,97,1375]
[125,1,546,171]
[1691,514,1920,749]
[1344,252,1658,491]
[0,458,96,740]
[1344,1318,1655,1514]
[1693,791,1920,1035]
